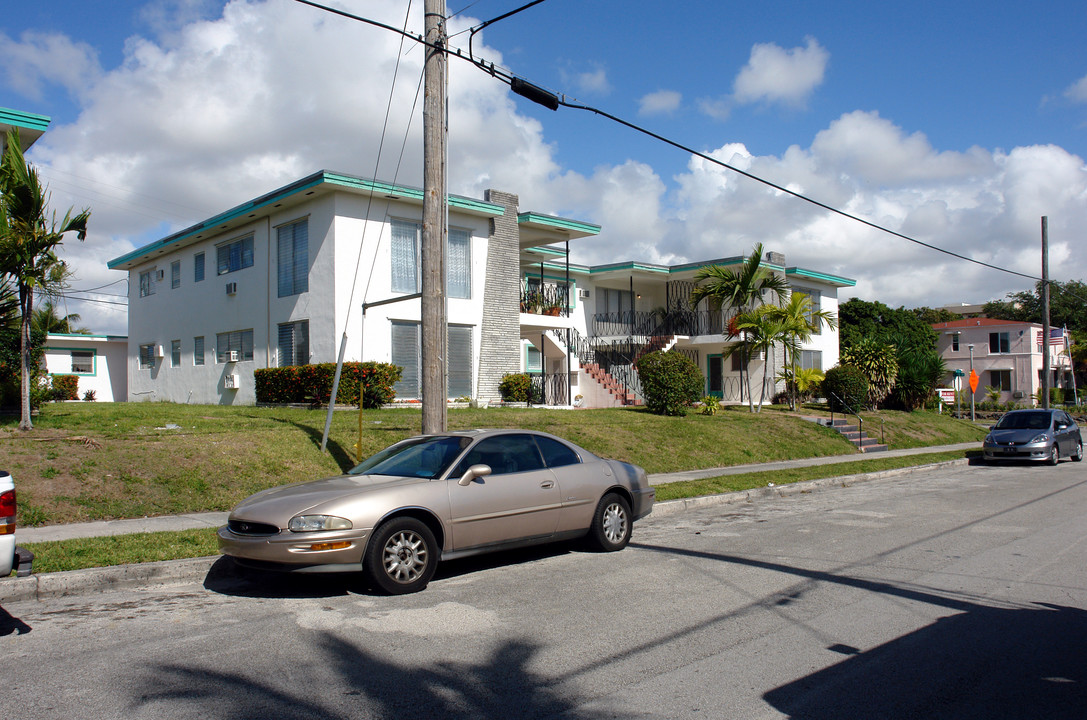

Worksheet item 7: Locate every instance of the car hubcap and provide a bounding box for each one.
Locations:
[383,530,427,583]
[602,503,627,543]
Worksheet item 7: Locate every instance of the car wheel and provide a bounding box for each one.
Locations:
[1073,441,1083,462]
[588,493,632,552]
[365,517,438,595]
[1047,445,1060,466]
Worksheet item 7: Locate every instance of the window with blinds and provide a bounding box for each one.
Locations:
[278,320,309,367]
[391,220,471,297]
[216,329,254,362]
[194,336,205,366]
[216,235,254,275]
[391,321,473,398]
[277,219,309,297]
[194,252,205,283]
[171,260,181,289]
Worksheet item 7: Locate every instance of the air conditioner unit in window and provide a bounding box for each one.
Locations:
[155,345,165,358]
[224,374,239,389]
[225,282,237,295]
[156,269,165,281]
[578,288,590,299]
[227,350,239,363]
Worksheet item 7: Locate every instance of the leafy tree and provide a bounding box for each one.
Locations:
[841,337,898,409]
[983,279,1087,335]
[0,129,90,430]
[725,306,795,412]
[910,306,959,324]
[838,298,939,351]
[689,242,788,411]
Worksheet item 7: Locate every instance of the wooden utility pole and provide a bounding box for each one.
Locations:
[1042,216,1050,410]
[422,0,448,433]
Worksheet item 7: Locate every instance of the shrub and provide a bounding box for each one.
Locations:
[83,389,97,402]
[499,373,532,402]
[700,395,719,415]
[822,364,869,414]
[635,350,703,416]
[51,374,79,401]
[254,362,401,407]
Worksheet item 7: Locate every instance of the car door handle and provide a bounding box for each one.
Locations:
[540,480,555,489]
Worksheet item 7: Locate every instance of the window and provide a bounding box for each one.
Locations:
[216,329,254,362]
[194,252,205,283]
[990,369,1012,391]
[171,260,181,289]
[278,320,309,367]
[731,352,744,372]
[139,344,156,369]
[791,288,823,334]
[596,288,633,316]
[535,436,581,468]
[170,340,181,368]
[194,336,205,366]
[989,332,1010,354]
[391,220,471,296]
[277,219,308,297]
[71,350,94,374]
[452,434,546,477]
[447,228,471,298]
[799,350,823,371]
[216,235,254,275]
[952,333,960,351]
[526,344,542,373]
[391,321,473,398]
[139,270,155,298]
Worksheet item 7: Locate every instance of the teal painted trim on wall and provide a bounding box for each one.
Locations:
[786,267,856,286]
[47,347,97,377]
[0,108,50,131]
[518,213,601,235]
[109,170,503,269]
[588,261,669,275]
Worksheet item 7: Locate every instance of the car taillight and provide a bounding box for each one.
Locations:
[0,488,14,535]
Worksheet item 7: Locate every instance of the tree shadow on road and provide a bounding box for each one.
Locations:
[131,632,611,720]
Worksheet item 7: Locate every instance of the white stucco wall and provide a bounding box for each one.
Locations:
[43,334,128,402]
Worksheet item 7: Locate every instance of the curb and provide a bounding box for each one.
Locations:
[1,458,971,604]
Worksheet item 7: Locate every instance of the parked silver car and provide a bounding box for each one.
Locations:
[218,429,654,594]
[982,409,1083,465]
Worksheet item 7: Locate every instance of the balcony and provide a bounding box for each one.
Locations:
[520,284,570,318]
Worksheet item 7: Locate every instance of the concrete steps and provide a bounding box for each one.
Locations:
[811,417,887,453]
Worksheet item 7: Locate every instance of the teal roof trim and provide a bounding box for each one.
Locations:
[588,261,669,274]
[518,213,601,235]
[0,108,50,132]
[109,171,502,269]
[786,267,856,287]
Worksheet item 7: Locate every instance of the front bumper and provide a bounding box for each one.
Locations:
[982,442,1053,461]
[217,524,371,572]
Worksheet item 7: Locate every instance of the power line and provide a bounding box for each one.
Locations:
[294,0,1049,288]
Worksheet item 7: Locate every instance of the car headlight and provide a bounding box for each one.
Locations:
[984,434,993,444]
[288,515,353,532]
[1029,433,1049,444]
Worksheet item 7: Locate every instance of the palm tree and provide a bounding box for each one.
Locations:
[0,129,90,430]
[689,242,788,411]
[725,305,796,412]
[31,300,89,335]
[763,291,837,410]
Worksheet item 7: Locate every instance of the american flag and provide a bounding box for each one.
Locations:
[1050,327,1067,345]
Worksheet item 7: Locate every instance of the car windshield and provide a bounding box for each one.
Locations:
[349,436,471,478]
[995,412,1052,430]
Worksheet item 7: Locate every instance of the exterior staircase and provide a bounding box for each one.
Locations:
[581,362,640,406]
[811,417,887,453]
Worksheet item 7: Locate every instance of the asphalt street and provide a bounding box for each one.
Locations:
[2,458,1084,719]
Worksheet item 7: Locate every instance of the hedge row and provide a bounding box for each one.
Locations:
[255,362,402,408]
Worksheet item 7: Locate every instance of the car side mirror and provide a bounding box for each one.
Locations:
[989,425,995,431]
[457,464,492,486]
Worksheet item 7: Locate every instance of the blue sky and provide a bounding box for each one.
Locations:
[3,0,1087,334]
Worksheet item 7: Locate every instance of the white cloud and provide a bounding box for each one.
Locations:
[1064,74,1087,103]
[565,63,611,96]
[638,90,681,116]
[733,37,829,108]
[0,30,102,101]
[9,0,1087,336]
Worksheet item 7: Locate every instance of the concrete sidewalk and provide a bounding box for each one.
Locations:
[15,442,979,544]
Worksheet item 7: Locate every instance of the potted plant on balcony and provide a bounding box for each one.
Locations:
[543,299,563,316]
[520,292,544,314]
